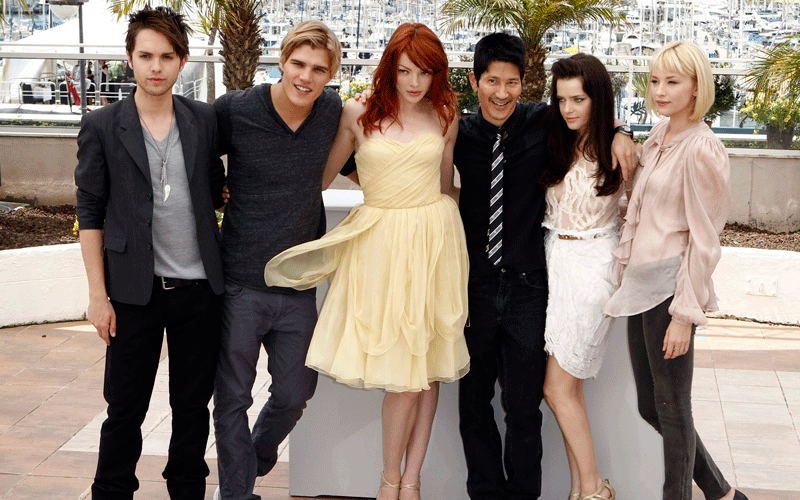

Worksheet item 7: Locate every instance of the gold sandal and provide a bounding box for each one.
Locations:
[580,479,615,500]
[379,472,400,493]
[400,477,420,491]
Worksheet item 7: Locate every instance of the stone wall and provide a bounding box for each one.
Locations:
[0,130,80,205]
[728,148,800,233]
[1,133,799,231]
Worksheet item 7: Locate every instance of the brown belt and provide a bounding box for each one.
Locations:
[557,233,604,240]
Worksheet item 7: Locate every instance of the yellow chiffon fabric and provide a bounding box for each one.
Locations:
[264,133,470,392]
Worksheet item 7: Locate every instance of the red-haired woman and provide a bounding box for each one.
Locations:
[264,23,469,499]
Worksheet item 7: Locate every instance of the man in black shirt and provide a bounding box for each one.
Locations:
[211,21,343,500]
[454,33,550,500]
[454,33,636,500]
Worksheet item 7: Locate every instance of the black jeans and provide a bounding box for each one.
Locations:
[628,297,731,500]
[93,279,222,500]
[458,269,548,500]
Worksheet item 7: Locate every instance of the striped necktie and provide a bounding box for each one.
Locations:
[487,130,503,266]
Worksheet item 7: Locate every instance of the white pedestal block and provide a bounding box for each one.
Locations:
[290,317,665,498]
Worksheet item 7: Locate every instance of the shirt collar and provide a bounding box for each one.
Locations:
[475,103,522,139]
[654,120,708,151]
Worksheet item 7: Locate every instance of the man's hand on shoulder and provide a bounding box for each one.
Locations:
[352,87,374,103]
[88,297,116,346]
[611,123,638,181]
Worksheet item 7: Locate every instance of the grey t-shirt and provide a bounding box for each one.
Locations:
[142,120,206,280]
[215,84,342,291]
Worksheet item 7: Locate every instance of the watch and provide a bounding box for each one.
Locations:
[614,124,634,138]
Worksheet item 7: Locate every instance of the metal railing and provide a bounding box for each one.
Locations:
[0,43,766,135]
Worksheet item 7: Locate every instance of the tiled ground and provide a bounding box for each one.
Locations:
[1,318,799,499]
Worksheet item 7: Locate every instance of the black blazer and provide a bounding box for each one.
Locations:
[75,89,225,305]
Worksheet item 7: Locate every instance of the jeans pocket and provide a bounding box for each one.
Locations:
[224,282,246,299]
[520,271,548,291]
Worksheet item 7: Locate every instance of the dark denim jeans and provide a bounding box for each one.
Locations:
[213,283,318,500]
[458,269,548,500]
[628,297,731,500]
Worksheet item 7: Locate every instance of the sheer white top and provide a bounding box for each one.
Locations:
[543,157,622,234]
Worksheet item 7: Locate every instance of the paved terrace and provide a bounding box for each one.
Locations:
[1,318,799,500]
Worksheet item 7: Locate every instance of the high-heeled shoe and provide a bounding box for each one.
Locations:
[400,479,420,490]
[580,479,615,500]
[379,472,400,495]
[569,493,580,500]
[400,477,420,495]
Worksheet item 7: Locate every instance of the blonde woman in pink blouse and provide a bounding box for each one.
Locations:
[604,41,746,500]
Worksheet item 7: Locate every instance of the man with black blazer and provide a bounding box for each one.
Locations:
[75,7,225,499]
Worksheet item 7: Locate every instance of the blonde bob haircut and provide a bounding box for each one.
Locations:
[646,41,714,123]
[280,20,342,77]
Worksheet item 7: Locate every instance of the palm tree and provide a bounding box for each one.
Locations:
[440,0,626,102]
[217,0,263,91]
[745,41,800,101]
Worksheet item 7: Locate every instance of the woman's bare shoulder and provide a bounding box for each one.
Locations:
[342,97,367,115]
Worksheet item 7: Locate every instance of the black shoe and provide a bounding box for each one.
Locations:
[733,490,748,500]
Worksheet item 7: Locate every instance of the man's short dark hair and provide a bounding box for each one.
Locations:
[473,33,526,82]
[126,6,192,60]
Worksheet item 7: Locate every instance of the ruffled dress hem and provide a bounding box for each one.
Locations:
[309,361,471,393]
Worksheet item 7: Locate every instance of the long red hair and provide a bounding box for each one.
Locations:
[359,23,456,136]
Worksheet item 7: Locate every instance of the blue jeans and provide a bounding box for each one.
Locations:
[458,269,548,500]
[628,297,731,500]
[212,282,318,500]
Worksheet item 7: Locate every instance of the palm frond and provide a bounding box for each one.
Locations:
[439,0,526,35]
[108,0,201,20]
[0,0,32,25]
[440,0,624,49]
[745,41,800,100]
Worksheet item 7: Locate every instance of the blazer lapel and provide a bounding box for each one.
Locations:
[119,89,151,183]
[174,97,197,182]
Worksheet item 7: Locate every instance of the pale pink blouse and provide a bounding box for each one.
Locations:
[603,120,731,326]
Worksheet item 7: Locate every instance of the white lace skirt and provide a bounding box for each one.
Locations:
[544,227,619,379]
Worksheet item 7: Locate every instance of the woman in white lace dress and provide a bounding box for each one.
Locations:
[539,54,623,500]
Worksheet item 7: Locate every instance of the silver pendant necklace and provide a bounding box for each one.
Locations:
[141,114,175,203]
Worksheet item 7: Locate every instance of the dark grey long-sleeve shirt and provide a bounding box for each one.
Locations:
[215,83,342,291]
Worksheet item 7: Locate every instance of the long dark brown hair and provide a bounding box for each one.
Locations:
[540,53,620,196]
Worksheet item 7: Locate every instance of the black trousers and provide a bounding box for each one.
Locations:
[458,269,548,500]
[628,297,731,500]
[92,278,222,500]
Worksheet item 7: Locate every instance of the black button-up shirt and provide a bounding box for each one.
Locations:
[454,102,549,278]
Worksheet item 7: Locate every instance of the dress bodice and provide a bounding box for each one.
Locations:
[354,132,445,209]
[543,157,621,232]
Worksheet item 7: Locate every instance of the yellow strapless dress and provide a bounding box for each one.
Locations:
[264,133,470,392]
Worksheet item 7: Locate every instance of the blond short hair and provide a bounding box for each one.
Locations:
[280,20,341,77]
[646,41,714,123]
